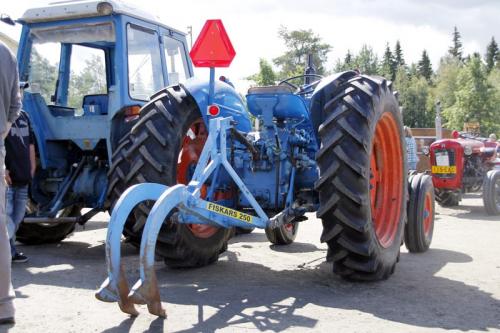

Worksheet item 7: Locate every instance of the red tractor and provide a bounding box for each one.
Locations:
[429,131,500,215]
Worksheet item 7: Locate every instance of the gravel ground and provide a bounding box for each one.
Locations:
[1,194,499,332]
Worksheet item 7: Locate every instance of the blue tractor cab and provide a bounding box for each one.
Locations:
[13,1,194,243]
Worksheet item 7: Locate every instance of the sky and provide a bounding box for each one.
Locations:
[1,0,499,88]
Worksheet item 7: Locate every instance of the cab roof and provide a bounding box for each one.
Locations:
[19,0,185,35]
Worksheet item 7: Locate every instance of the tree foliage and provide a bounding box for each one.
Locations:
[330,27,499,136]
[417,50,433,82]
[273,26,331,78]
[380,43,395,80]
[394,40,405,68]
[485,37,499,72]
[247,58,277,86]
[448,26,463,60]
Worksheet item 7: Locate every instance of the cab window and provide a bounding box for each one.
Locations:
[163,36,190,85]
[127,25,163,100]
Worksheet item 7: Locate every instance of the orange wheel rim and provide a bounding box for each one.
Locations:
[423,191,433,236]
[176,119,217,239]
[369,112,404,248]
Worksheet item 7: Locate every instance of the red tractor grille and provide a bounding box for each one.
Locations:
[432,149,457,179]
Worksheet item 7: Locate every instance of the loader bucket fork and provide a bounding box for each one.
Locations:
[96,117,273,317]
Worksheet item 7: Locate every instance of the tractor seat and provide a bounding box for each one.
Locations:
[247,85,293,95]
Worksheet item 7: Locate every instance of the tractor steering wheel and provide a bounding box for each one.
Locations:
[278,74,324,93]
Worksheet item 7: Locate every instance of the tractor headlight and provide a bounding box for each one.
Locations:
[464,145,472,156]
[422,146,430,156]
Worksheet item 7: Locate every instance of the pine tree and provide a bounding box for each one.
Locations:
[380,43,395,80]
[417,50,433,82]
[394,40,405,68]
[448,26,463,60]
[485,37,499,72]
[344,50,353,68]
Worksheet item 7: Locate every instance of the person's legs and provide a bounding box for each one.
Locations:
[10,186,28,261]
[0,146,15,321]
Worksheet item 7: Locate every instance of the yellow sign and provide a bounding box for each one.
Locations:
[432,166,456,174]
[206,202,253,224]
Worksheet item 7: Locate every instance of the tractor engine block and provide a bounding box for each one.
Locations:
[232,122,316,210]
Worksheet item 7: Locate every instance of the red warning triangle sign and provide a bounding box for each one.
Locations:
[189,19,236,68]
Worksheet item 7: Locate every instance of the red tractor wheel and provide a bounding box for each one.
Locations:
[315,73,406,281]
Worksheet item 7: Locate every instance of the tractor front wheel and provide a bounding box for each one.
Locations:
[483,169,500,215]
[404,173,435,252]
[315,73,406,281]
[435,190,460,207]
[265,223,299,245]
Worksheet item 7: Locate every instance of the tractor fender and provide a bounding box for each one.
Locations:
[181,77,252,133]
[309,71,360,140]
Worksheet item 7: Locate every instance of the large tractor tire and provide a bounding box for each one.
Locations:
[315,73,407,281]
[16,204,81,245]
[483,169,500,215]
[108,86,232,268]
[405,173,435,253]
[106,132,144,245]
[435,190,460,207]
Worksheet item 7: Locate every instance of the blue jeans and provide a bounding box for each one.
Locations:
[6,185,28,256]
[408,161,417,170]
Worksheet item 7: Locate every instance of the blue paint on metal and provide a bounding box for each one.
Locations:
[100,183,167,301]
[182,77,252,133]
[208,67,215,106]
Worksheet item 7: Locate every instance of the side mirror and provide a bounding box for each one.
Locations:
[0,14,16,26]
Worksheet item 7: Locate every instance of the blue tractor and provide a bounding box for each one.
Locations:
[96,20,435,317]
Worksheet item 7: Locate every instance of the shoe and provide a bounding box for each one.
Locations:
[12,252,28,263]
[0,317,15,325]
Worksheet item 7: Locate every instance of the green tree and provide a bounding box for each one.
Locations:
[485,37,499,73]
[417,50,433,82]
[29,51,58,103]
[68,55,106,109]
[487,67,500,134]
[448,26,463,60]
[394,67,433,128]
[444,54,498,134]
[273,26,331,78]
[434,56,462,113]
[380,43,395,80]
[247,58,277,86]
[394,40,405,68]
[352,45,379,75]
[333,50,354,72]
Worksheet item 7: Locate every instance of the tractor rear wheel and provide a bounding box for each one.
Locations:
[107,132,143,245]
[483,169,500,215]
[404,173,435,252]
[315,73,406,281]
[435,190,460,207]
[108,86,232,268]
[16,203,81,245]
